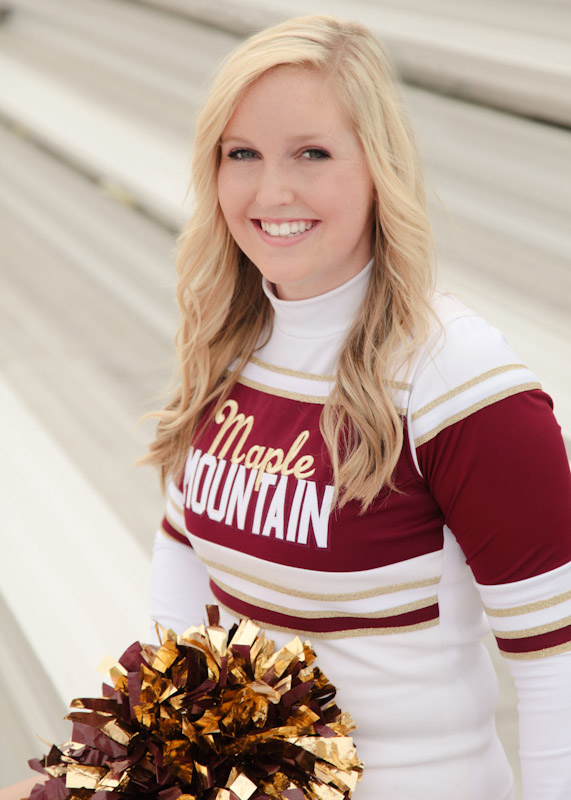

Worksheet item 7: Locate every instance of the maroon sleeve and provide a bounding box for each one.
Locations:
[416,389,571,585]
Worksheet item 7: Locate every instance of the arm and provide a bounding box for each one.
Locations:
[151,530,214,636]
[150,479,214,638]
[0,777,46,800]
[417,389,571,799]
[510,651,571,797]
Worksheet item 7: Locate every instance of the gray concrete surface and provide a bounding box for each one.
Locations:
[140,0,571,125]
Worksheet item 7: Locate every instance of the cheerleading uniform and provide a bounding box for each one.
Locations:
[151,263,571,800]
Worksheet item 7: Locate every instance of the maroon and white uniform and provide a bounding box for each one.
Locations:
[151,264,571,800]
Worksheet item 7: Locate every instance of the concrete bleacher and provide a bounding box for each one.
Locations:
[0,0,569,792]
[146,0,571,126]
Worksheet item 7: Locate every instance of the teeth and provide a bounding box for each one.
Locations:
[260,220,314,237]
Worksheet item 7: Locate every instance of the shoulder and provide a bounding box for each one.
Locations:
[405,291,541,450]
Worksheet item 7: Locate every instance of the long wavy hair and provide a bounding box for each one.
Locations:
[143,14,436,510]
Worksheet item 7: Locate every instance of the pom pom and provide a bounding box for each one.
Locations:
[27,606,363,799]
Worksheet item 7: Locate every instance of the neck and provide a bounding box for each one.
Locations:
[262,258,373,340]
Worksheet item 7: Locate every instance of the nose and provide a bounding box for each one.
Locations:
[255,162,296,209]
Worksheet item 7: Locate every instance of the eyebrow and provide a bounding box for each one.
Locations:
[220,133,335,145]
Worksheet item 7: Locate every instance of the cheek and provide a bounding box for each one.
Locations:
[346,171,374,225]
[217,167,245,219]
[322,161,372,212]
[217,175,254,252]
[216,171,233,221]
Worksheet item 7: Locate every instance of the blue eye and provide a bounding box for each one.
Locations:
[228,148,257,160]
[302,148,330,160]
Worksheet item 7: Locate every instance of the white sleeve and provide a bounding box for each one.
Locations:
[150,530,214,640]
[476,562,571,799]
[149,477,215,640]
[510,653,571,799]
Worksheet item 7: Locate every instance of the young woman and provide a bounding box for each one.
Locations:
[6,14,567,800]
[145,14,571,800]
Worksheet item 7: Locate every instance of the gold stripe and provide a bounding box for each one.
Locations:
[235,375,327,404]
[211,578,437,620]
[493,615,571,639]
[216,599,439,639]
[484,589,571,618]
[160,522,187,542]
[392,381,411,392]
[234,375,412,412]
[412,364,528,421]
[415,383,541,447]
[502,640,571,660]
[168,493,184,517]
[248,356,411,392]
[199,555,440,601]
[249,356,334,382]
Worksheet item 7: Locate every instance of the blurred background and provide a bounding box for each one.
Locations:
[0,0,570,794]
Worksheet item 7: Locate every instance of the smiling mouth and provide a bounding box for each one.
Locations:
[257,220,317,238]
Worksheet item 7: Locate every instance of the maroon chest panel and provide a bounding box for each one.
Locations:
[181,383,445,572]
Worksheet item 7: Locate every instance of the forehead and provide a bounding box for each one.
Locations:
[244,65,331,102]
[223,66,353,138]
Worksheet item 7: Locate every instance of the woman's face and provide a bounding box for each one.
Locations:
[217,67,374,300]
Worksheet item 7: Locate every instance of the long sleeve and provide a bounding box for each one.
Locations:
[410,312,571,798]
[510,651,571,798]
[150,479,214,638]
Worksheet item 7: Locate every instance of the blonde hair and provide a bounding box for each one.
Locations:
[143,14,435,509]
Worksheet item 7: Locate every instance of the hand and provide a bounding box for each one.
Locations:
[0,776,46,800]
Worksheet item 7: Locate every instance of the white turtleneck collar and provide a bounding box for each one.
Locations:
[261,259,373,340]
